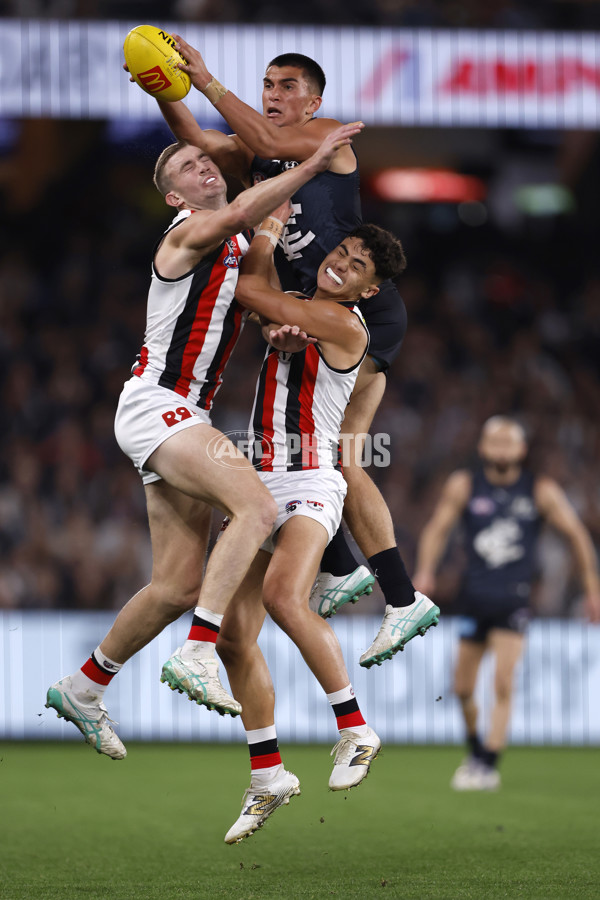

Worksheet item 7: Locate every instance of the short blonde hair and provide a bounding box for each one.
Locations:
[153,140,189,196]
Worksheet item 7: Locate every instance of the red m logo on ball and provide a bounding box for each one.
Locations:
[138,65,172,92]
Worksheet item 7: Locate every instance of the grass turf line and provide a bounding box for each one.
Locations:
[0,743,598,899]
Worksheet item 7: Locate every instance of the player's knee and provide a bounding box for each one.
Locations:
[262,583,296,627]
[236,487,277,537]
[259,492,278,532]
[261,589,285,624]
[495,676,514,703]
[454,681,474,703]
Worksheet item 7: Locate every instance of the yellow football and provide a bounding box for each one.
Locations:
[123,25,191,102]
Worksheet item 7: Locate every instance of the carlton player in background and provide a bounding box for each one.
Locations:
[45,122,364,759]
[413,416,600,790]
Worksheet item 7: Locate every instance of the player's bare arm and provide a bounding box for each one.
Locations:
[534,477,600,622]
[156,122,363,278]
[172,34,356,173]
[237,236,367,369]
[156,98,253,183]
[413,470,473,597]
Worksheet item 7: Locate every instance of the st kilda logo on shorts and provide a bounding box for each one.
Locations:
[306,500,324,512]
[137,66,172,93]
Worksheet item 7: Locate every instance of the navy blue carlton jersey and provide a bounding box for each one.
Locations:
[251,154,361,293]
[462,468,542,604]
[250,153,406,370]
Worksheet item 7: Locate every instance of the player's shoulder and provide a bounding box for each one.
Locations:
[304,116,343,133]
[444,469,474,503]
[533,474,564,507]
[163,208,211,241]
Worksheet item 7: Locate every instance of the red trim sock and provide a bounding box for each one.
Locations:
[327,685,368,734]
[247,725,282,787]
[182,608,223,658]
[76,647,122,697]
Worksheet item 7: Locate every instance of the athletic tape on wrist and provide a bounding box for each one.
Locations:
[202,77,228,104]
[255,229,280,247]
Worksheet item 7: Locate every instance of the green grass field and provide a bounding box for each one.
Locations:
[1,742,598,900]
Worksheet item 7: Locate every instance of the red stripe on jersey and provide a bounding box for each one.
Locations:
[201,304,244,411]
[173,244,230,398]
[258,351,280,472]
[298,346,320,468]
[250,751,282,771]
[81,658,113,686]
[336,710,366,730]
[188,625,218,643]
[132,345,149,377]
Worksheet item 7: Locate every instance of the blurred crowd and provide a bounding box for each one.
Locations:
[0,115,598,615]
[1,0,600,29]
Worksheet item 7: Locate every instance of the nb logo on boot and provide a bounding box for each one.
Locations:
[244,794,276,816]
[350,745,377,767]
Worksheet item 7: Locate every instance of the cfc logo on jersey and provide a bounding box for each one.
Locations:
[474,517,525,568]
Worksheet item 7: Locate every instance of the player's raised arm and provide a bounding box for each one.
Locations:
[413,470,473,598]
[534,477,600,622]
[172,35,354,167]
[156,99,253,184]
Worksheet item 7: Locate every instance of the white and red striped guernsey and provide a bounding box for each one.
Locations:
[132,210,250,412]
[249,304,369,472]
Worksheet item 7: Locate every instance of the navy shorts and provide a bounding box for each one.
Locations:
[457,604,532,642]
[358,279,407,373]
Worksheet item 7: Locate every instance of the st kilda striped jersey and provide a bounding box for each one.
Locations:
[249,302,369,471]
[132,210,250,411]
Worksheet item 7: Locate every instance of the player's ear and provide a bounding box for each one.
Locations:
[359,284,379,301]
[307,95,322,116]
[165,190,183,209]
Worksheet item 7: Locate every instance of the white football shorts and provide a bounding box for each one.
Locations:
[114,376,211,484]
[258,468,347,554]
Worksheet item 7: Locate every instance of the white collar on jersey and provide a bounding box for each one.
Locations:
[170,209,192,225]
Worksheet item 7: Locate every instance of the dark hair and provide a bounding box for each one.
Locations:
[266,53,326,96]
[348,224,407,282]
[153,140,189,196]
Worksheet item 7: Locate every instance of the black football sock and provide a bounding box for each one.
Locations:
[368,548,415,608]
[467,733,485,760]
[320,526,360,577]
[480,748,500,769]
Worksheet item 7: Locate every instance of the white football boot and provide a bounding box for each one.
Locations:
[161,648,242,716]
[309,565,375,618]
[45,676,126,759]
[224,768,301,844]
[451,757,501,791]
[359,592,440,668]
[329,727,381,790]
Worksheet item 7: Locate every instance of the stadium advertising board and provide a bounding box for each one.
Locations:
[0,21,599,127]
[2,612,599,745]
